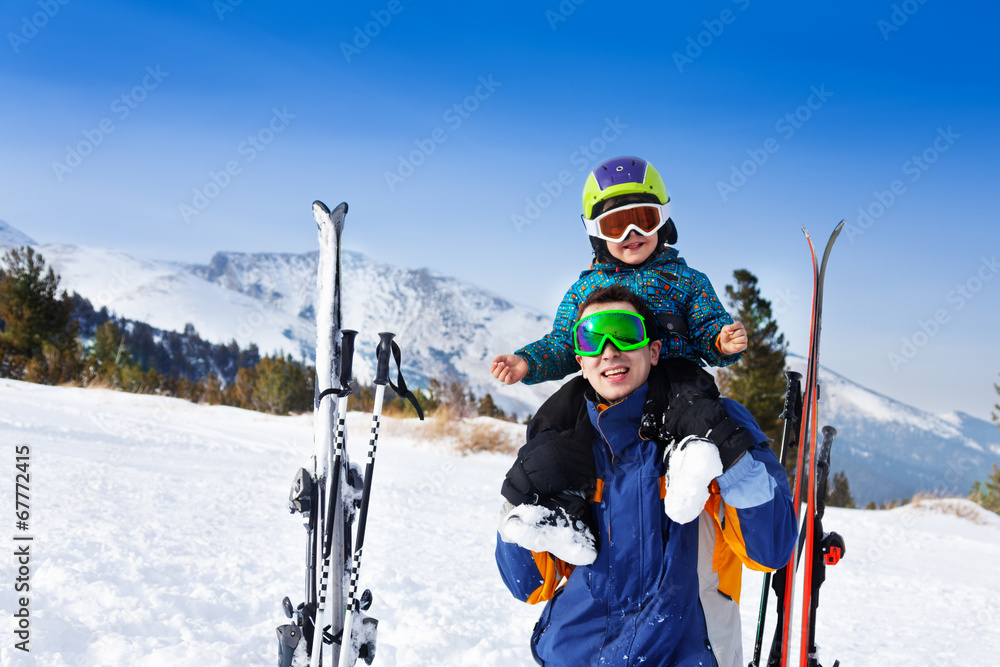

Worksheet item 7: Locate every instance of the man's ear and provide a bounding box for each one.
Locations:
[575,354,583,368]
[649,340,662,364]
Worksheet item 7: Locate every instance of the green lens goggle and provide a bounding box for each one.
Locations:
[573,310,650,357]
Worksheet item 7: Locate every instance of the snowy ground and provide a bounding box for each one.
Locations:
[0,379,998,666]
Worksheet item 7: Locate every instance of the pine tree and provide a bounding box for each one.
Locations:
[0,247,80,383]
[969,464,1000,515]
[250,354,313,415]
[226,366,257,408]
[994,374,999,434]
[826,470,856,508]
[973,378,1000,514]
[476,393,507,420]
[82,321,133,388]
[717,269,789,446]
[201,372,225,405]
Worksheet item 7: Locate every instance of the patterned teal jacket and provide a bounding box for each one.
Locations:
[516,248,743,384]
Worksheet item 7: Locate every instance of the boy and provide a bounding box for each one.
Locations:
[492,155,746,387]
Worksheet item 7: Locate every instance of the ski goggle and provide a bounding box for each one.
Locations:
[581,202,670,243]
[573,310,650,356]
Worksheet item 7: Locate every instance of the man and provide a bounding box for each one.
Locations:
[495,285,797,667]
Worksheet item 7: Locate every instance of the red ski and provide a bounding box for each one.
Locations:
[776,221,844,667]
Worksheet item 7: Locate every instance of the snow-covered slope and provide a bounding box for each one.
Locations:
[790,355,1000,504]
[1,379,998,666]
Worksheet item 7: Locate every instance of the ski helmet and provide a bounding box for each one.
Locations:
[582,156,677,252]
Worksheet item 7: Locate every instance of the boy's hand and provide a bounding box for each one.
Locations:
[717,322,748,355]
[491,354,529,385]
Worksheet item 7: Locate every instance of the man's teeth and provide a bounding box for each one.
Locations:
[603,368,628,377]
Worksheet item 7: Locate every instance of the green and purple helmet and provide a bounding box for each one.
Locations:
[582,156,669,219]
[582,156,677,252]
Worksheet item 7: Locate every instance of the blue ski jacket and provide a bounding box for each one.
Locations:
[495,381,797,667]
[515,248,743,385]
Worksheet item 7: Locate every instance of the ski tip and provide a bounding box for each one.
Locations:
[332,202,347,234]
[801,225,811,238]
[312,200,331,228]
[312,200,348,226]
[825,219,846,249]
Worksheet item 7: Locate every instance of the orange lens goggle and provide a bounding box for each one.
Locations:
[582,203,669,243]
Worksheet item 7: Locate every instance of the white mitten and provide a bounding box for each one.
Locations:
[498,499,597,566]
[662,435,722,524]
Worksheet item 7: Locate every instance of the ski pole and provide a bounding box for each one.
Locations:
[312,330,357,667]
[750,370,802,667]
[338,332,394,667]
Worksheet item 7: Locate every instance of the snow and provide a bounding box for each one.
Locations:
[499,503,597,565]
[32,240,556,419]
[1,379,999,666]
[37,243,313,358]
[0,220,36,247]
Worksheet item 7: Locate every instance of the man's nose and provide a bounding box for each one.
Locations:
[600,341,620,358]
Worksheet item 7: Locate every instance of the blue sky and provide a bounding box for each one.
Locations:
[2,0,999,422]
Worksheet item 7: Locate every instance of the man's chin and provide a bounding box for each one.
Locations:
[595,382,631,402]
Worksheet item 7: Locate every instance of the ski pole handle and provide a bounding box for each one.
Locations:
[374,332,395,386]
[816,425,838,520]
[818,425,837,469]
[781,370,802,421]
[340,329,358,390]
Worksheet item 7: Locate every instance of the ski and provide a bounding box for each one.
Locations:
[797,221,843,667]
[770,220,843,667]
[310,200,349,667]
[276,200,349,667]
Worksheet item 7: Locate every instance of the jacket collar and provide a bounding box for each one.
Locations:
[585,382,650,453]
[589,246,683,273]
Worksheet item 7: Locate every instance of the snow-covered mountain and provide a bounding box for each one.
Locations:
[795,354,1000,504]
[8,232,555,418]
[0,219,36,246]
[2,221,998,504]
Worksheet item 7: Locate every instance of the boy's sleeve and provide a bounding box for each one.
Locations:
[683,270,744,368]
[515,282,586,384]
